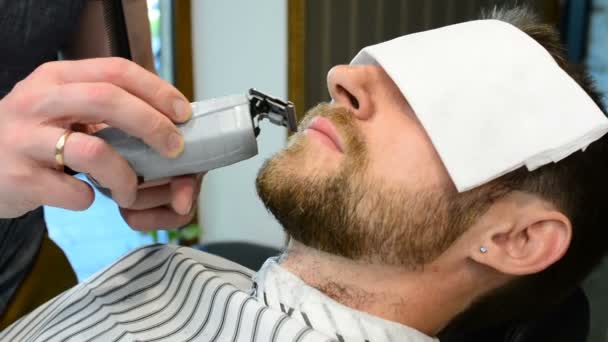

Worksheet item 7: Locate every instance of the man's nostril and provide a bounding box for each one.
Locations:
[337,85,360,110]
[347,92,360,110]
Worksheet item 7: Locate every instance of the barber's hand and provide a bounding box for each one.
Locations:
[119,173,204,230]
[0,57,192,221]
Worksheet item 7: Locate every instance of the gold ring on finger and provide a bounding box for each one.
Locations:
[54,129,73,172]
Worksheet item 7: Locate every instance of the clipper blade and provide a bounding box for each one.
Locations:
[249,88,297,132]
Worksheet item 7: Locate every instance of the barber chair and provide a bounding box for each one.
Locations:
[196,242,591,342]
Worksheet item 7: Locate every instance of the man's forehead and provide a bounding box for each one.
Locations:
[350,19,608,192]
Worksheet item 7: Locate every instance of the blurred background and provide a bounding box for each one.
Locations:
[44,0,607,340]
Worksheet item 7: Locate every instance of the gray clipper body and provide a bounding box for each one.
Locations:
[91,89,296,192]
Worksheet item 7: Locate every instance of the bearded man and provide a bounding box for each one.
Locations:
[2,6,607,342]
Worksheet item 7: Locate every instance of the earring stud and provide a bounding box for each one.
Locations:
[480,246,488,254]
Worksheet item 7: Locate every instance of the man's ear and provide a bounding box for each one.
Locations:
[470,200,572,276]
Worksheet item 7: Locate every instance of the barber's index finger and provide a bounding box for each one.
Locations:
[42,58,192,123]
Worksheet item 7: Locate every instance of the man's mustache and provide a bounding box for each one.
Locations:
[298,103,357,134]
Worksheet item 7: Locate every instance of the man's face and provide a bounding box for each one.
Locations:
[256,65,480,267]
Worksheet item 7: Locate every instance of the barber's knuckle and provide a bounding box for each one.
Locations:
[83,83,119,104]
[152,84,174,105]
[77,136,109,162]
[11,79,28,93]
[109,57,130,68]
[102,58,131,83]
[8,86,44,114]
[33,61,59,77]
[149,81,164,98]
[70,83,119,112]
[147,114,170,137]
[11,93,35,114]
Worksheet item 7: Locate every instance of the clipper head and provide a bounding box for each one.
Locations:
[249,88,298,135]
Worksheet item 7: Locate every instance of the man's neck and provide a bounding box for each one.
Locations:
[279,241,484,336]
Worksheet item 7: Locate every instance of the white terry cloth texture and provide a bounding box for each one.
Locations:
[351,19,608,192]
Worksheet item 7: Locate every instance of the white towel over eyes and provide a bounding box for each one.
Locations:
[351,19,608,192]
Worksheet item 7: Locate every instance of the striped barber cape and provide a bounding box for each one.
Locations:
[0,244,437,342]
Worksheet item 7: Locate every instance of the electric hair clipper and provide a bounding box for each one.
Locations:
[91,89,297,189]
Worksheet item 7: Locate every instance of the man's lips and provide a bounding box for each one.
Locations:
[304,116,344,152]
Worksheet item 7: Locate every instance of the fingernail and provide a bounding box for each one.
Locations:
[173,99,192,122]
[185,199,193,215]
[167,131,184,158]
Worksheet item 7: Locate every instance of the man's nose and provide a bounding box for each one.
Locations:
[327,65,374,120]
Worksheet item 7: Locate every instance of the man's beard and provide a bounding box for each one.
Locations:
[256,104,487,268]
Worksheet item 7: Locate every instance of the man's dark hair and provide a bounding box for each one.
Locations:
[443,5,608,334]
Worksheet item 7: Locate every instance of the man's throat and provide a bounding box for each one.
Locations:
[279,240,464,336]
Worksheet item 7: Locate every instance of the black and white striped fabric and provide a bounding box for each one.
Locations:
[0,245,437,342]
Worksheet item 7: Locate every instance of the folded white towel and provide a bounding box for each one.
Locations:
[351,20,608,192]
